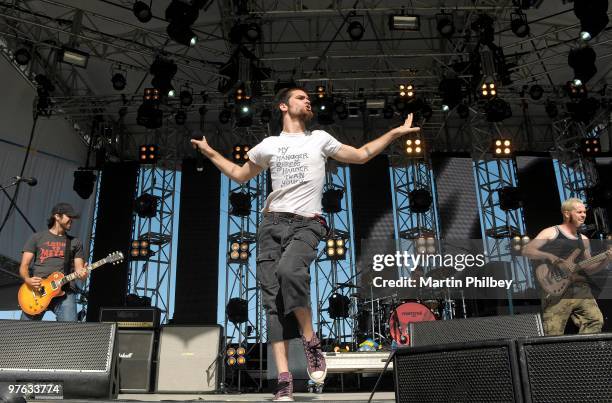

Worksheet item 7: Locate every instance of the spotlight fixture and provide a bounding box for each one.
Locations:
[137,88,163,129]
[436,12,455,38]
[174,110,187,125]
[179,89,193,106]
[325,238,346,260]
[328,293,350,319]
[347,20,365,40]
[314,95,334,125]
[471,14,495,45]
[438,77,464,111]
[480,80,497,99]
[414,236,437,254]
[228,240,250,263]
[581,138,601,156]
[566,80,588,100]
[574,0,609,41]
[485,98,512,122]
[316,85,326,99]
[398,84,415,99]
[389,15,420,31]
[235,100,253,127]
[408,188,432,213]
[134,193,159,218]
[229,191,251,216]
[73,169,96,199]
[167,23,198,46]
[528,84,544,100]
[139,144,159,164]
[510,10,530,38]
[150,57,178,97]
[405,137,424,157]
[165,0,199,46]
[111,72,127,91]
[232,144,250,163]
[498,186,522,211]
[219,108,232,124]
[322,188,344,213]
[14,48,31,65]
[130,239,151,260]
[226,298,248,323]
[133,1,152,23]
[244,22,262,42]
[394,84,415,112]
[60,47,90,68]
[568,47,597,84]
[493,139,513,158]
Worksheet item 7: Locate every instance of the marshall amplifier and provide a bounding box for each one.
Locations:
[116,330,156,393]
[100,307,161,329]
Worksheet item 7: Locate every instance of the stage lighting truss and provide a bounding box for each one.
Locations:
[139,144,159,164]
[228,240,251,263]
[493,139,512,158]
[405,136,424,157]
[232,144,251,163]
[581,138,601,156]
[414,236,437,254]
[325,238,347,260]
[130,239,151,260]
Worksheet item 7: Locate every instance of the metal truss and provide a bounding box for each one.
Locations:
[312,163,355,346]
[473,158,533,295]
[129,166,177,324]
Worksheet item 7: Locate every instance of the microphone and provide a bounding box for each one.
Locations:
[15,176,37,186]
[578,224,597,234]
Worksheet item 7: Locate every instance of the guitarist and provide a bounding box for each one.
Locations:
[523,198,611,335]
[19,203,88,321]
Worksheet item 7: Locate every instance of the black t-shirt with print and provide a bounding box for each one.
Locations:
[22,230,85,278]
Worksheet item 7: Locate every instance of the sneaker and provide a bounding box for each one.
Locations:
[302,333,327,384]
[273,372,294,402]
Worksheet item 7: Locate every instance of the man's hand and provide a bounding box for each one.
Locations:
[25,276,42,288]
[554,258,576,273]
[76,267,88,280]
[190,136,214,158]
[392,113,422,138]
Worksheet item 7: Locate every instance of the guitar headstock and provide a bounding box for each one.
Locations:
[107,251,125,265]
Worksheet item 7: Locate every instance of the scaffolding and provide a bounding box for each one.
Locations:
[312,164,355,346]
[129,167,177,324]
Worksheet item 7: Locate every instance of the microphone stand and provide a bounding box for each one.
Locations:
[0,178,37,234]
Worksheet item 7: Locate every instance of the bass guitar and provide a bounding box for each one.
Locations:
[18,251,124,315]
[535,248,610,297]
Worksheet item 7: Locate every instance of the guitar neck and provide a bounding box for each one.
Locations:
[59,258,105,286]
[576,251,609,271]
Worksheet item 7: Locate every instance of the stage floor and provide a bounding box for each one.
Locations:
[32,391,395,402]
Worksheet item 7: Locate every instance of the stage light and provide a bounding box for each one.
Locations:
[14,48,31,65]
[493,138,513,158]
[179,89,193,106]
[586,184,612,208]
[498,186,522,211]
[60,47,89,68]
[167,23,197,46]
[405,137,424,157]
[510,10,530,38]
[134,193,158,218]
[244,22,262,42]
[130,239,151,260]
[322,188,343,213]
[229,240,250,262]
[227,347,236,356]
[139,144,159,163]
[436,13,455,38]
[581,138,601,156]
[227,356,237,366]
[326,238,346,260]
[173,110,186,125]
[133,1,152,23]
[219,108,232,124]
[408,188,432,213]
[316,86,326,99]
[398,84,415,99]
[347,20,365,40]
[568,47,597,84]
[485,98,512,122]
[137,88,163,129]
[511,234,530,253]
[73,169,96,199]
[226,298,248,323]
[111,72,126,91]
[566,80,587,100]
[315,96,334,125]
[150,56,177,97]
[480,81,497,99]
[574,0,609,41]
[232,144,250,163]
[236,355,246,365]
[229,192,251,216]
[471,14,495,45]
[389,15,420,31]
[328,293,350,319]
[439,77,463,111]
[235,100,254,127]
[528,84,543,100]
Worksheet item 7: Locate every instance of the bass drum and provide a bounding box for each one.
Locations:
[388,302,436,346]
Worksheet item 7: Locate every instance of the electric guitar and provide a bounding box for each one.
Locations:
[535,248,611,297]
[18,251,124,316]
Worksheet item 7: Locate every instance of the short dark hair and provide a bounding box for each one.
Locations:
[47,214,56,229]
[271,87,307,130]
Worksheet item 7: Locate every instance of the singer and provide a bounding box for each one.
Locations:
[523,198,611,335]
[192,87,420,401]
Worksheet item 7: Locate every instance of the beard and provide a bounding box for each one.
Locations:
[302,109,314,121]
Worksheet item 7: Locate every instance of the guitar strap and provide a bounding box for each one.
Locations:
[62,235,74,292]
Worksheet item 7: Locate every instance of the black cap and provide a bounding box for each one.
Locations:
[51,202,80,218]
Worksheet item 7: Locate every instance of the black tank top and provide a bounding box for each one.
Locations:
[540,226,585,262]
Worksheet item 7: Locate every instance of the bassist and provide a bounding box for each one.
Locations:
[523,198,611,335]
[19,203,88,321]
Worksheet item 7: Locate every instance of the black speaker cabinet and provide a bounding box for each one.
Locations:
[156,325,222,392]
[0,320,119,399]
[518,333,612,403]
[116,329,155,393]
[394,339,523,403]
[410,314,543,347]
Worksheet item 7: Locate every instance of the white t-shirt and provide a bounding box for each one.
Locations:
[247,130,342,216]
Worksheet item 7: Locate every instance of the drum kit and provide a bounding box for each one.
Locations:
[333,267,469,348]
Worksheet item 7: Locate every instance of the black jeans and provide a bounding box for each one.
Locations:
[257,212,327,342]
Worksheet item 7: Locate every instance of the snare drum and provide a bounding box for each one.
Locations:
[388,302,436,345]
